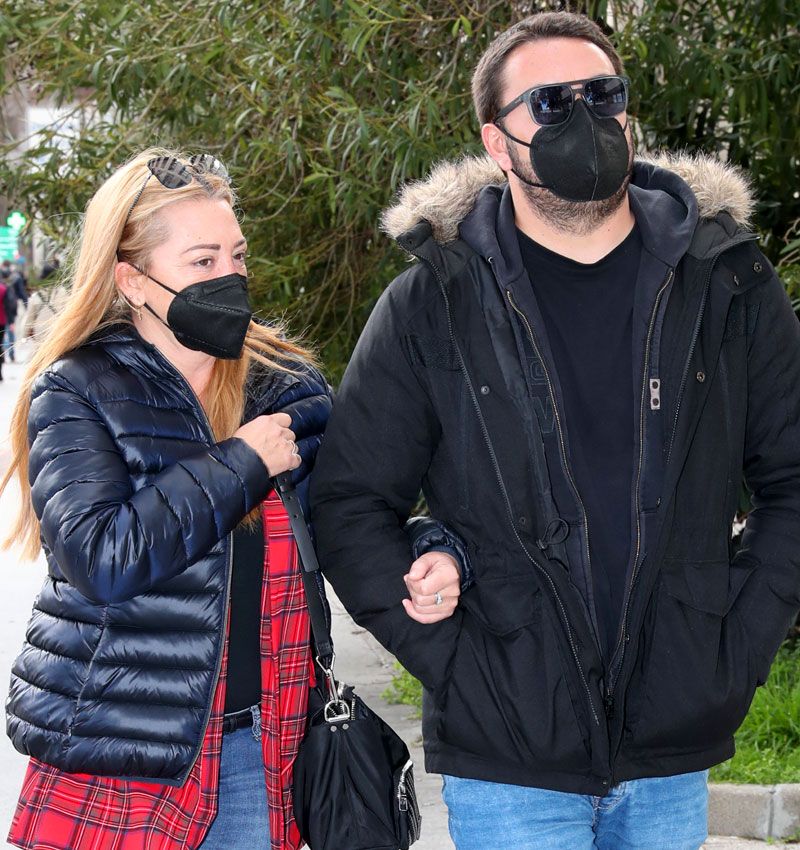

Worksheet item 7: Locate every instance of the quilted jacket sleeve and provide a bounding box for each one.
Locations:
[730,258,800,682]
[267,364,333,489]
[28,369,272,605]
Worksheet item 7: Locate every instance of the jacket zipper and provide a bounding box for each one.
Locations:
[505,288,598,642]
[145,343,236,782]
[418,251,600,727]
[605,269,674,708]
[607,232,758,711]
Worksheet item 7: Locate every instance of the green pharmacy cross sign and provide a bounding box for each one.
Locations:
[7,212,27,231]
[0,211,27,261]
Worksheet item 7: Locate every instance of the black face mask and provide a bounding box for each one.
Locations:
[499,100,631,202]
[138,270,253,360]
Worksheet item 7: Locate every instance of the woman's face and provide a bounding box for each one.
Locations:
[116,196,249,365]
[141,197,247,319]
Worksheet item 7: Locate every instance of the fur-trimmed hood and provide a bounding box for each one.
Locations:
[381,152,754,247]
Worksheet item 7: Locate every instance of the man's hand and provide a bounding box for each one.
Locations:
[402,551,461,623]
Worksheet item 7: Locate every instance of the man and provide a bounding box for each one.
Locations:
[312,11,800,850]
[0,275,7,381]
[2,275,18,364]
[10,261,28,306]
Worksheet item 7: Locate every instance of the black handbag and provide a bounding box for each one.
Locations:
[275,474,422,850]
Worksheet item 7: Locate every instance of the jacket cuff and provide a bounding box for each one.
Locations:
[405,517,474,592]
[214,437,272,511]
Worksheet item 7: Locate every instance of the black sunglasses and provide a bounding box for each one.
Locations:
[494,74,630,127]
[123,154,231,227]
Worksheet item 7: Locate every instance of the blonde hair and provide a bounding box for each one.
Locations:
[2,148,316,559]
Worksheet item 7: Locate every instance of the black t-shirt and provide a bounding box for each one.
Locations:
[517,225,642,659]
[224,515,264,714]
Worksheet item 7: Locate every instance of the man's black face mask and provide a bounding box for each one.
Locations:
[498,99,631,203]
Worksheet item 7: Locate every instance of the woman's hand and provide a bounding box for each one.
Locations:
[234,412,302,476]
[402,552,461,623]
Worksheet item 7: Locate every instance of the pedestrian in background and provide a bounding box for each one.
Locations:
[0,273,7,381]
[2,275,19,364]
[19,280,68,347]
[312,11,800,850]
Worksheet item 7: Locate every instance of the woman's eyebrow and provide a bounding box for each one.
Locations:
[182,243,220,253]
[181,239,247,254]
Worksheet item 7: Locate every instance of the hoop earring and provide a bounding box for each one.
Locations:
[122,295,143,320]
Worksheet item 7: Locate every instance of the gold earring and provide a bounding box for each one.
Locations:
[122,296,143,319]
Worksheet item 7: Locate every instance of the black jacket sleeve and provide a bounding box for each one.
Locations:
[29,369,272,604]
[731,260,800,682]
[311,279,463,691]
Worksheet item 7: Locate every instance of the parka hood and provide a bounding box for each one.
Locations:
[381,152,755,248]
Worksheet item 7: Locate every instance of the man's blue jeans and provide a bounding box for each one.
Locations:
[442,770,709,850]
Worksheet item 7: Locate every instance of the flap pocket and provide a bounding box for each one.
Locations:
[660,558,756,616]
[461,573,541,636]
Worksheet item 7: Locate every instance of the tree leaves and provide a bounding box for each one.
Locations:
[1,0,797,376]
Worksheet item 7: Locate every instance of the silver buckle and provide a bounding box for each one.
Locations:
[316,652,351,724]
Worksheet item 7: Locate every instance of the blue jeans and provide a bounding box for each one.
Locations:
[199,719,270,849]
[3,323,14,360]
[442,771,709,850]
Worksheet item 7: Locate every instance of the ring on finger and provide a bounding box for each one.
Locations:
[434,591,443,606]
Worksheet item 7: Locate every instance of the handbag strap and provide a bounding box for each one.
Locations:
[273,473,334,663]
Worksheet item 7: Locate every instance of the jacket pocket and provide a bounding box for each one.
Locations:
[436,575,591,771]
[625,558,758,754]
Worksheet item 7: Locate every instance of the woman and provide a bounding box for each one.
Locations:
[1,149,466,850]
[0,149,330,850]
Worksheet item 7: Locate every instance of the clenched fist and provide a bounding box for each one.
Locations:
[234,412,301,476]
[402,551,461,624]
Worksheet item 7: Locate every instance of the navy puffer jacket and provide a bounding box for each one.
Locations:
[5,323,332,785]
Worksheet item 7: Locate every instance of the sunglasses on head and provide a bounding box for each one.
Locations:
[122,154,231,229]
[494,74,630,127]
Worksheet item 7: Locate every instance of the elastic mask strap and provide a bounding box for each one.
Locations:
[142,301,170,328]
[495,124,549,190]
[132,266,180,296]
[132,266,178,329]
[496,122,532,150]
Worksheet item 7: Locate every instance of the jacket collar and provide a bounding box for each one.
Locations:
[382,151,756,267]
[84,322,296,415]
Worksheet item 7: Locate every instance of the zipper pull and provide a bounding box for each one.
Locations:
[649,378,661,411]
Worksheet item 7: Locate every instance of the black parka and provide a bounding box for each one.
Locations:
[311,154,800,793]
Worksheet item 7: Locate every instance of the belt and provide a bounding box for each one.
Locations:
[222,706,255,735]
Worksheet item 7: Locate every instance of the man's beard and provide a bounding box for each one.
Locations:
[507,140,634,236]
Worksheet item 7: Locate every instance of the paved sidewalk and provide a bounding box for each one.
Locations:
[0,345,796,848]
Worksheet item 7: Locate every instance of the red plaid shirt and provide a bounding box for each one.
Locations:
[8,491,313,850]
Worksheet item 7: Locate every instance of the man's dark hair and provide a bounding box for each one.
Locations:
[471,11,624,125]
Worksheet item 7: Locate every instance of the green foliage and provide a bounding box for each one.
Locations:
[711,641,800,784]
[382,662,423,716]
[0,1,797,374]
[612,0,800,257]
